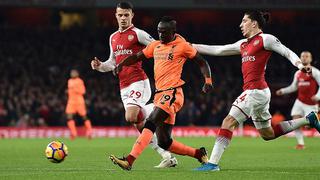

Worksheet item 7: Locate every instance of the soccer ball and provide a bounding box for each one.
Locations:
[45,141,68,163]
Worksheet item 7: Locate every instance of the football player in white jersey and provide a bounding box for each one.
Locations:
[192,11,319,171]
[276,51,320,149]
[91,1,177,168]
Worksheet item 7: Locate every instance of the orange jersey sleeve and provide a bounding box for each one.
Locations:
[183,42,197,59]
[142,41,159,58]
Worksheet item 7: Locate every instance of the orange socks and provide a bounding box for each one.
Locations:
[84,120,92,138]
[128,128,154,165]
[67,120,77,138]
[168,140,197,157]
[67,119,93,139]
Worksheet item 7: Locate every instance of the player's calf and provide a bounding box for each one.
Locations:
[258,127,276,141]
[221,115,239,131]
[158,138,172,150]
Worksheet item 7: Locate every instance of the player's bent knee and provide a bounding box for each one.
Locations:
[258,127,275,141]
[81,116,89,120]
[221,115,238,130]
[125,106,141,124]
[144,120,156,133]
[259,132,275,141]
[66,114,74,120]
[147,107,169,126]
[158,138,173,150]
[125,114,138,124]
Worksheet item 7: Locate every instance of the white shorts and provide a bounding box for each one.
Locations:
[229,88,272,129]
[120,79,151,110]
[291,99,318,117]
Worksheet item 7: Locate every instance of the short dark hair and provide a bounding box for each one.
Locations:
[245,11,270,29]
[160,16,177,30]
[116,1,133,10]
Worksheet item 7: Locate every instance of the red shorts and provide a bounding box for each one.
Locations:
[154,87,184,125]
[66,102,87,116]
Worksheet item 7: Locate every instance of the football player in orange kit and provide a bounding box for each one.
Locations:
[109,16,213,170]
[66,69,92,140]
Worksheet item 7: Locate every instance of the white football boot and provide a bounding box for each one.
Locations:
[154,156,178,168]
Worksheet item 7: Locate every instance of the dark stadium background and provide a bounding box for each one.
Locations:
[0,1,319,128]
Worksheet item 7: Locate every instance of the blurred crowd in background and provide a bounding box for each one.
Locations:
[0,9,319,127]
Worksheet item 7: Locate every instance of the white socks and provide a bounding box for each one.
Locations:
[209,135,231,164]
[149,134,172,160]
[278,117,309,134]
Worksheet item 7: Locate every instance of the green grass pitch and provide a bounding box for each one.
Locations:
[0,137,319,180]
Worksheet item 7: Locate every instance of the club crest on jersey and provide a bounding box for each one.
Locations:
[128,35,134,41]
[167,45,176,60]
[253,40,260,46]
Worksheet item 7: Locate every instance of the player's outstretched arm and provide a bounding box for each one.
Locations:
[192,53,213,93]
[262,34,311,73]
[91,57,116,72]
[276,71,298,96]
[192,40,244,56]
[114,51,147,75]
[91,33,118,72]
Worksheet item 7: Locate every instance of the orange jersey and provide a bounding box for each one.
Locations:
[142,34,197,90]
[67,77,85,104]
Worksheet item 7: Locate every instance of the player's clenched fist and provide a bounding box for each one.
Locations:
[91,57,102,70]
[275,89,283,96]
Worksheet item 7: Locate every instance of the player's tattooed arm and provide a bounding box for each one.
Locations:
[192,52,213,93]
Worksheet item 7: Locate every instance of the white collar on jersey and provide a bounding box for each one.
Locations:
[118,24,134,33]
